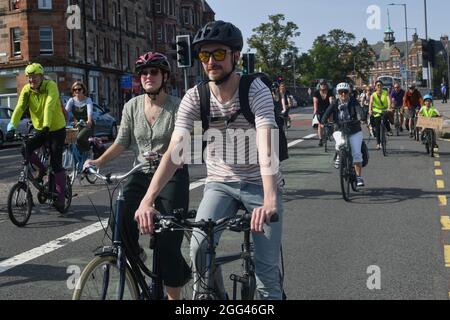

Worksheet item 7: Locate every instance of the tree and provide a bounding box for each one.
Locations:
[304,30,374,86]
[247,14,300,82]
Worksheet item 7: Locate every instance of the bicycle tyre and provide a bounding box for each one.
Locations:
[339,151,350,202]
[72,255,139,300]
[7,182,33,227]
[84,149,98,184]
[62,175,73,213]
[180,230,195,300]
[380,125,387,157]
[241,274,257,300]
[430,130,436,158]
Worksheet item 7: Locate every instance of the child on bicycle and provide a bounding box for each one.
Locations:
[418,95,441,145]
[321,82,365,187]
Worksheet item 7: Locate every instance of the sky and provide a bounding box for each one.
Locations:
[206,0,450,53]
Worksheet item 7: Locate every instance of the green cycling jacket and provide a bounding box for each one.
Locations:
[11,80,66,132]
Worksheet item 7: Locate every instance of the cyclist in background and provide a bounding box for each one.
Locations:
[390,82,405,132]
[279,82,292,128]
[314,79,335,147]
[418,94,441,147]
[7,63,67,212]
[403,84,423,138]
[65,81,94,151]
[84,52,191,300]
[369,80,392,150]
[321,82,365,187]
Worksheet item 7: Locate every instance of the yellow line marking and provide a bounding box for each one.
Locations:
[439,195,447,206]
[445,246,450,267]
[437,180,445,189]
[436,169,443,176]
[435,161,441,167]
[441,216,450,231]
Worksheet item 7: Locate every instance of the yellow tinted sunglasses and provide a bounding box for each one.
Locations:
[198,49,232,63]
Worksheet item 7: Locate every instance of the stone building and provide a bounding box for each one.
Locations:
[363,25,445,89]
[0,0,214,122]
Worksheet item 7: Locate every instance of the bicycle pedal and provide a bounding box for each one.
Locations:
[230,274,247,283]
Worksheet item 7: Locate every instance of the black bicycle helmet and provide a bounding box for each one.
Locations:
[192,20,243,51]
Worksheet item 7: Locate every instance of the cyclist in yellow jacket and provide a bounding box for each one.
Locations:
[7,63,67,213]
[369,80,393,150]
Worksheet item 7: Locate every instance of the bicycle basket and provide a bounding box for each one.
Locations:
[65,128,78,144]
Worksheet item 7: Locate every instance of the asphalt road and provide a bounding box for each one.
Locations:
[1,105,449,300]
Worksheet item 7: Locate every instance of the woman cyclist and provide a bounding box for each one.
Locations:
[321,82,365,187]
[83,52,191,300]
[65,81,94,151]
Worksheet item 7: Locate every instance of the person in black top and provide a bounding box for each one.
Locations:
[321,82,365,187]
[314,79,335,146]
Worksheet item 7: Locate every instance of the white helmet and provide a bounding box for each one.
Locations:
[336,82,350,92]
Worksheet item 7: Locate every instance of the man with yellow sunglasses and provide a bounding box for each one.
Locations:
[134,20,285,300]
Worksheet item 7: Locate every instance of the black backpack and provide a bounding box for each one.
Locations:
[197,74,289,162]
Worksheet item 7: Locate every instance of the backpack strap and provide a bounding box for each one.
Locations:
[237,74,256,126]
[198,81,211,132]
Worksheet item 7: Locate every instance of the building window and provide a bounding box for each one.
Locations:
[112,2,117,27]
[157,24,163,42]
[124,7,128,31]
[182,8,190,25]
[155,0,161,13]
[135,12,138,34]
[126,44,130,69]
[38,0,52,9]
[94,35,99,62]
[39,27,53,55]
[11,0,20,10]
[11,28,21,56]
[92,0,97,21]
[149,22,153,43]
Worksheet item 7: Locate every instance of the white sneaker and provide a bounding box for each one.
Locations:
[356,177,365,187]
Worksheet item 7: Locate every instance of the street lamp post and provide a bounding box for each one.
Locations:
[389,3,409,85]
[424,0,432,90]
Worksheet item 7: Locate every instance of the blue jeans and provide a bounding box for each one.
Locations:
[190,181,284,300]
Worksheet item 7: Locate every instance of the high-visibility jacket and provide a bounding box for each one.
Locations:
[11,80,66,132]
[371,91,389,117]
[418,105,440,118]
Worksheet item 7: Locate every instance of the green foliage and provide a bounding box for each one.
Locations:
[247,14,300,81]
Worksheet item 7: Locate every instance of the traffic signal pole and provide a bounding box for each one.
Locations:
[183,69,189,94]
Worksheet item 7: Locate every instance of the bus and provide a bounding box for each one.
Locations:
[377,76,402,89]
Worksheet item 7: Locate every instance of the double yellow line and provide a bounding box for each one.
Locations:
[434,153,450,299]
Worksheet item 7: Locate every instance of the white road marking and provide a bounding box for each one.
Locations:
[0,133,316,273]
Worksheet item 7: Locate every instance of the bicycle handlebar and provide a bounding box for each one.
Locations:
[154,209,279,234]
[84,162,147,184]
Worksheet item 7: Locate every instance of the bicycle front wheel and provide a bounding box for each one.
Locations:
[73,255,139,300]
[180,230,195,300]
[380,125,387,157]
[7,182,33,227]
[339,151,351,202]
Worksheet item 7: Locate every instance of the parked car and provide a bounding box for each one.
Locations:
[92,103,117,140]
[0,106,32,148]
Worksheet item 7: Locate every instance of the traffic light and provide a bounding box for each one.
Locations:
[422,39,436,68]
[176,35,192,68]
[248,53,255,74]
[242,53,249,75]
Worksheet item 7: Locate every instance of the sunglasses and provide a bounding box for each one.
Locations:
[140,69,160,77]
[198,49,232,63]
[338,90,349,95]
[73,88,83,92]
